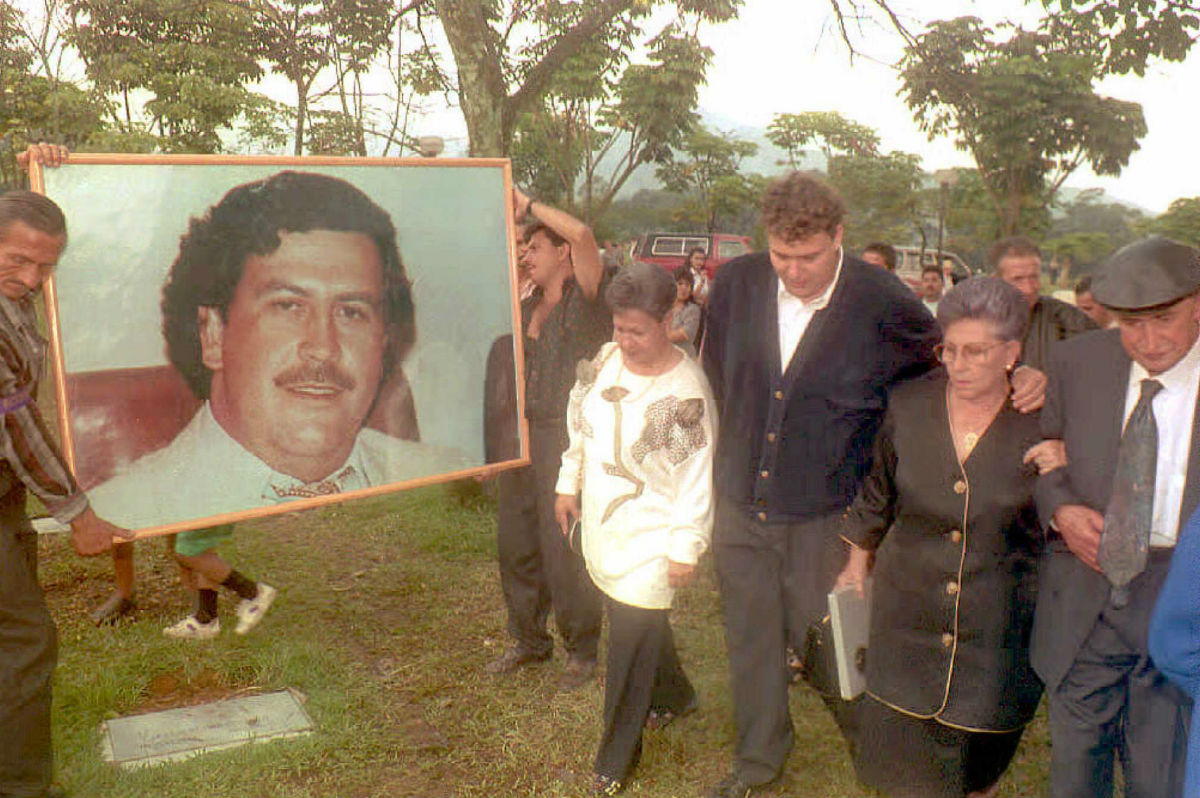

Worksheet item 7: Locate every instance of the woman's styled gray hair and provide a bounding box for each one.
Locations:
[936,276,1030,341]
[605,261,676,321]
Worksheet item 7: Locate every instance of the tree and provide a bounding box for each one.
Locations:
[1037,0,1200,76]
[829,149,925,250]
[251,0,401,155]
[511,26,710,220]
[901,17,1147,237]
[66,0,269,153]
[432,0,740,157]
[1144,197,1200,247]
[765,110,879,168]
[657,124,758,232]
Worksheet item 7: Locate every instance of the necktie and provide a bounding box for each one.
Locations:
[268,465,358,501]
[1099,378,1163,608]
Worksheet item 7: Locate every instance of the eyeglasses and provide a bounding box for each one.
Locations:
[933,341,1006,365]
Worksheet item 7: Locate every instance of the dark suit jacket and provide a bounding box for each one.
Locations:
[843,372,1043,731]
[1033,328,1200,690]
[701,252,938,521]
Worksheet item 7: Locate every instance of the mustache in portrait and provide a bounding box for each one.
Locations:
[273,362,357,392]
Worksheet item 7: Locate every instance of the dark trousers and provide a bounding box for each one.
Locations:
[713,503,850,785]
[496,418,601,660]
[0,486,56,798]
[1048,564,1192,798]
[594,596,695,782]
[856,697,1023,798]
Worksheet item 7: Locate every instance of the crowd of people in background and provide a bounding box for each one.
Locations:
[6,141,1200,798]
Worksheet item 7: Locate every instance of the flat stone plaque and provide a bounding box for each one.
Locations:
[100,689,314,768]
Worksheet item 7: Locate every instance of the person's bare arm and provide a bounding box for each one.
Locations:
[512,186,602,299]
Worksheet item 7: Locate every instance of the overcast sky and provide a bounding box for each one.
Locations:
[18,0,1197,214]
[689,0,1199,214]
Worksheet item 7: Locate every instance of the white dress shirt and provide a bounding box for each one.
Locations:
[89,402,474,531]
[776,248,844,372]
[1122,333,1200,546]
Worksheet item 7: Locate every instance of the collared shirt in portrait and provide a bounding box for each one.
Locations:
[88,402,473,530]
[0,294,86,522]
[521,276,612,422]
[776,247,844,372]
[1122,333,1200,547]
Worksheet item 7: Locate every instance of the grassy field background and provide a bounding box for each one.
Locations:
[37,484,1053,797]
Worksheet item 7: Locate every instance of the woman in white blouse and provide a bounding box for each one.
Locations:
[555,262,717,796]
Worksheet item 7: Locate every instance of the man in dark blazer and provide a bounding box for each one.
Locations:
[1035,236,1200,798]
[700,173,939,797]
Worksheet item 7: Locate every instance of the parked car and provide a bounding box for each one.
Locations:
[631,232,753,278]
[892,245,973,291]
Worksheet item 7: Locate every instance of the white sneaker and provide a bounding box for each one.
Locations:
[235,583,277,635]
[163,615,220,640]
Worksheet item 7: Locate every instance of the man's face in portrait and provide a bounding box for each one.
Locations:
[200,229,386,482]
[768,225,844,302]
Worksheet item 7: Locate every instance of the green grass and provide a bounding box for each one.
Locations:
[39,484,1052,797]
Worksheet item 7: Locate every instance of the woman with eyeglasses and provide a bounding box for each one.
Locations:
[836,276,1061,798]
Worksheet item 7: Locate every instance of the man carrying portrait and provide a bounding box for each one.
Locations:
[3,143,133,798]
[486,188,610,691]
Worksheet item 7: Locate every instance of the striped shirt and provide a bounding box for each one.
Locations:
[0,293,86,523]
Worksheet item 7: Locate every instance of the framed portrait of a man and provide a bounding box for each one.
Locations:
[31,155,526,538]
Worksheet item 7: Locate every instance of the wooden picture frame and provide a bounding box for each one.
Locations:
[31,155,528,539]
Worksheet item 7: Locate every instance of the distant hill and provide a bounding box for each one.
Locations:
[609,110,1152,217]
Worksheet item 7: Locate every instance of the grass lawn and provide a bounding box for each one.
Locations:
[37,484,1052,797]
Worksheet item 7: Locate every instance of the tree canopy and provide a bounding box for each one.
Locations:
[901,17,1146,236]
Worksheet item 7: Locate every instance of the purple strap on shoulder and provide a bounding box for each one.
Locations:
[0,386,33,415]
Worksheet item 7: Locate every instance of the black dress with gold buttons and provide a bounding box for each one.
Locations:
[842,371,1044,793]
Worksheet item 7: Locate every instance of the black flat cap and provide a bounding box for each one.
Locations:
[1092,236,1200,311]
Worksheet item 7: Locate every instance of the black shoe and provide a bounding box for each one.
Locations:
[90,593,136,626]
[708,772,774,798]
[645,695,699,730]
[557,655,596,691]
[592,773,623,796]
[484,646,551,675]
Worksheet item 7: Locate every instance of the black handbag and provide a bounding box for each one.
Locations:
[799,615,841,699]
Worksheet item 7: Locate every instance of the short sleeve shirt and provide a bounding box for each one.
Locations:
[522,276,612,422]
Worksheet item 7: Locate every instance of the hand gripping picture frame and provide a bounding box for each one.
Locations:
[31,155,528,539]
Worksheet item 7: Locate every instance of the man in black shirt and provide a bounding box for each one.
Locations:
[487,189,610,691]
[991,235,1098,373]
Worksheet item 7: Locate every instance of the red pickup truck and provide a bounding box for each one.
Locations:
[629,232,753,278]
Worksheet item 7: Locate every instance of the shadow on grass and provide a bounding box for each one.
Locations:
[39,485,1050,797]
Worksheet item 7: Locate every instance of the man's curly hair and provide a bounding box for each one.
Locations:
[760,172,845,242]
[161,170,414,400]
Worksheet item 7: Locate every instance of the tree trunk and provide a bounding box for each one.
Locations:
[434,0,506,156]
[435,0,637,156]
[293,83,307,155]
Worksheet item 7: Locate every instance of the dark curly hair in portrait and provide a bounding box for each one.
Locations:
[161,171,415,400]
